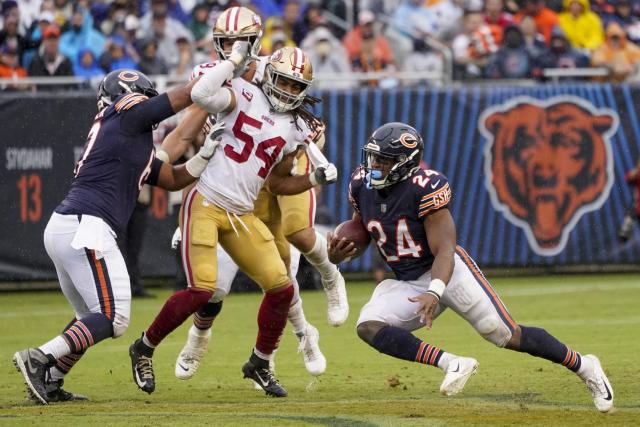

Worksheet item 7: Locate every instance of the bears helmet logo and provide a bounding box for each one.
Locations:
[479,96,619,256]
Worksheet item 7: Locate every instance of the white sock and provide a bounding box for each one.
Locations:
[577,355,593,379]
[303,232,339,282]
[142,333,156,348]
[287,298,308,336]
[190,324,211,337]
[436,352,456,371]
[39,335,71,360]
[49,366,65,381]
[253,347,272,362]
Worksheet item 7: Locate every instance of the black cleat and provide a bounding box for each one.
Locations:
[13,348,54,405]
[242,359,287,398]
[129,336,156,394]
[45,379,89,402]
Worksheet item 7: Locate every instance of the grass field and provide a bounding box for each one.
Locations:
[1,274,639,426]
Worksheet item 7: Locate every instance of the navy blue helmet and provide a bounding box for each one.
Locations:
[362,122,424,189]
[97,69,158,110]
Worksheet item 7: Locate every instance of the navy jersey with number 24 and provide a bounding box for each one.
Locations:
[348,165,452,281]
[56,92,174,236]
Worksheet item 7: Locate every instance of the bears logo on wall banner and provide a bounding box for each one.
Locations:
[478,96,619,256]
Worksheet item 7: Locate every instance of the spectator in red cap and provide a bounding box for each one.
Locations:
[27,25,74,87]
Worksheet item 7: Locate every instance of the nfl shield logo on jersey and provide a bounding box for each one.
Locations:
[380,204,387,213]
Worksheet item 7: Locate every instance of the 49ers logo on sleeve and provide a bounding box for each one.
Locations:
[479,96,618,256]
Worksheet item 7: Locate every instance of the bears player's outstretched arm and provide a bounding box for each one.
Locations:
[123,78,200,135]
[408,208,457,329]
[152,134,221,191]
[157,105,209,163]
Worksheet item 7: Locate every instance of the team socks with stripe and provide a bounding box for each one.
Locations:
[50,351,85,381]
[193,301,223,331]
[39,313,113,360]
[518,325,582,372]
[145,287,213,346]
[255,285,294,357]
[371,325,453,370]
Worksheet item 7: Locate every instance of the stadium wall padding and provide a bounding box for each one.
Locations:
[1,84,639,282]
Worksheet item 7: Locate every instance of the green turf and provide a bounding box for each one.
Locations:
[1,274,639,426]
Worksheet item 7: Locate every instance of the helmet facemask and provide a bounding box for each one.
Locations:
[262,64,310,113]
[362,144,422,189]
[212,34,261,62]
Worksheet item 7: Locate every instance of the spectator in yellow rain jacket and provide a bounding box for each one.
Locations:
[559,0,605,50]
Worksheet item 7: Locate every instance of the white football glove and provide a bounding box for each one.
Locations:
[185,121,225,177]
[171,227,181,249]
[309,163,338,186]
[228,40,251,77]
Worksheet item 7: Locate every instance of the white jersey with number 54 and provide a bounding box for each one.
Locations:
[196,76,307,214]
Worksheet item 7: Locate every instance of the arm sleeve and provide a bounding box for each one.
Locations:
[415,170,452,218]
[191,60,235,113]
[119,93,176,135]
[145,157,164,187]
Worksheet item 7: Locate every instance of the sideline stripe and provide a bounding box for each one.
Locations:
[181,187,198,288]
[456,245,518,332]
[85,249,113,320]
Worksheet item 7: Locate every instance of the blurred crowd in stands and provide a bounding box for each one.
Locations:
[2,0,640,90]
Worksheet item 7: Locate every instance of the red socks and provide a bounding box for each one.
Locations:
[145,287,212,346]
[255,285,294,355]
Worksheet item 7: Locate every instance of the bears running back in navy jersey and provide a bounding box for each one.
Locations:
[56,92,175,236]
[348,165,452,280]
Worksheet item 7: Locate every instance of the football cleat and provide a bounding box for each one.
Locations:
[439,356,479,396]
[580,354,614,413]
[253,352,276,391]
[129,337,155,394]
[243,358,287,397]
[13,348,53,405]
[296,324,326,376]
[175,325,212,380]
[322,273,349,326]
[45,379,88,402]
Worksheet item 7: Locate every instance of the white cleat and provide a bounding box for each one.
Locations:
[440,356,479,396]
[297,324,326,376]
[322,273,349,326]
[175,325,211,380]
[580,354,614,413]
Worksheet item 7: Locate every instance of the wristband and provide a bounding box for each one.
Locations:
[427,278,446,299]
[156,149,170,163]
[185,155,208,178]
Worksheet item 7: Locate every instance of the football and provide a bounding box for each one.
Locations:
[333,219,371,258]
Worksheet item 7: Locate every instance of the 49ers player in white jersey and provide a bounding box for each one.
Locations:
[157,6,347,383]
[129,38,338,397]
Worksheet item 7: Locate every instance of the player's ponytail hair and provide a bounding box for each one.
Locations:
[292,94,324,135]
